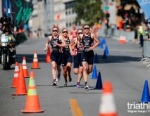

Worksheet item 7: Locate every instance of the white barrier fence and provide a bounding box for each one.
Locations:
[98,27,135,43]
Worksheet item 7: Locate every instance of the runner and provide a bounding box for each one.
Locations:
[61,28,72,86]
[70,29,84,88]
[70,24,78,39]
[44,26,66,86]
[81,24,100,90]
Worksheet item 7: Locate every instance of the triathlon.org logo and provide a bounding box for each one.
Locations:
[127,102,150,113]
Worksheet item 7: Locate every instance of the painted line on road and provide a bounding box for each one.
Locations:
[70,99,84,116]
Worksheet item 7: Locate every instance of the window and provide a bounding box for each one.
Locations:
[65,1,75,10]
[66,10,68,15]
[66,22,69,27]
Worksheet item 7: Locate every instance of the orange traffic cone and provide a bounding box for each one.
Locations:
[45,47,51,63]
[22,56,29,78]
[99,81,117,116]
[12,65,27,96]
[11,62,19,88]
[22,71,44,113]
[119,36,126,44]
[31,51,40,69]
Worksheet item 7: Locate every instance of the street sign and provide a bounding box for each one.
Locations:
[104,6,109,11]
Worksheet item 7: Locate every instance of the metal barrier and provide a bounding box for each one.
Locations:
[98,26,150,69]
[138,40,150,68]
[98,27,135,42]
[142,40,150,58]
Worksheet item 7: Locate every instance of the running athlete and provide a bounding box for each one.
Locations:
[70,29,84,88]
[61,28,72,86]
[44,26,66,86]
[81,24,100,90]
[70,24,77,39]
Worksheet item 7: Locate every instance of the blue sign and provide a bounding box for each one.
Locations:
[24,24,28,30]
[4,0,8,16]
[137,0,150,20]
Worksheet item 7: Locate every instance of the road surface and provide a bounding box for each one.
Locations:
[0,37,149,116]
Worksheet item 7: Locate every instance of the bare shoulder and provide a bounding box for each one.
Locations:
[90,33,95,39]
[59,35,63,39]
[48,36,52,41]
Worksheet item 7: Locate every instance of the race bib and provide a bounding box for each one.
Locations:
[1,35,8,42]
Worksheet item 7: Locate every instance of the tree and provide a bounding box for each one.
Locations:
[74,0,104,26]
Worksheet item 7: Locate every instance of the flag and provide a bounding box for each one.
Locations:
[56,14,61,21]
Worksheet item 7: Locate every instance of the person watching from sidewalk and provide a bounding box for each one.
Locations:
[44,26,66,86]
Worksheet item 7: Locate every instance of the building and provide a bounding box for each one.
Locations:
[53,0,76,30]
[29,0,45,34]
[28,0,77,33]
[45,0,54,33]
[64,0,76,28]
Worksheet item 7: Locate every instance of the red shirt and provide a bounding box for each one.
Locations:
[70,30,77,38]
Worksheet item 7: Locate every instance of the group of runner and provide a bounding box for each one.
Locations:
[44,24,100,90]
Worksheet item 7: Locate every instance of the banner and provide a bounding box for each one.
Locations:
[137,0,150,20]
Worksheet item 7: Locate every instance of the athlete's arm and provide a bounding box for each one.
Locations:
[44,36,51,51]
[89,33,100,50]
[56,36,66,47]
[69,37,77,50]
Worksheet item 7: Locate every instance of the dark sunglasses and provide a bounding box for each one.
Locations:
[63,31,68,33]
[53,30,58,32]
[84,27,89,29]
[78,32,82,34]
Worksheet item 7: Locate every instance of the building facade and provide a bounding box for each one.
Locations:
[53,0,76,30]
[29,0,45,33]
[45,0,54,32]
[28,0,76,33]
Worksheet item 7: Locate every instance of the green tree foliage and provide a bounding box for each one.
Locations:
[74,0,104,26]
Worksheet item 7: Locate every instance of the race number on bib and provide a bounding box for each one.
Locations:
[1,35,9,42]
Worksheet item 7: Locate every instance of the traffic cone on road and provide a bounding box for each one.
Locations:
[105,45,109,55]
[141,80,150,103]
[12,65,27,96]
[22,71,44,113]
[98,37,103,49]
[94,54,99,63]
[45,47,51,63]
[11,62,19,88]
[95,72,103,90]
[119,36,126,44]
[31,51,40,69]
[102,45,109,59]
[99,81,117,116]
[91,65,97,79]
[22,57,29,78]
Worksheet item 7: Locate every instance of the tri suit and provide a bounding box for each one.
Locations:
[62,38,72,66]
[73,39,83,68]
[50,36,62,65]
[81,34,94,64]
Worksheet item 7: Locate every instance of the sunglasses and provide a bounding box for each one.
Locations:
[53,30,58,32]
[78,32,82,34]
[63,31,68,33]
[84,27,89,29]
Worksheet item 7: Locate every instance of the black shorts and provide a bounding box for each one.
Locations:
[74,53,82,68]
[81,50,94,65]
[51,50,62,65]
[62,51,72,66]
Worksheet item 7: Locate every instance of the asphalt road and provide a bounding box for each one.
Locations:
[0,37,149,116]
